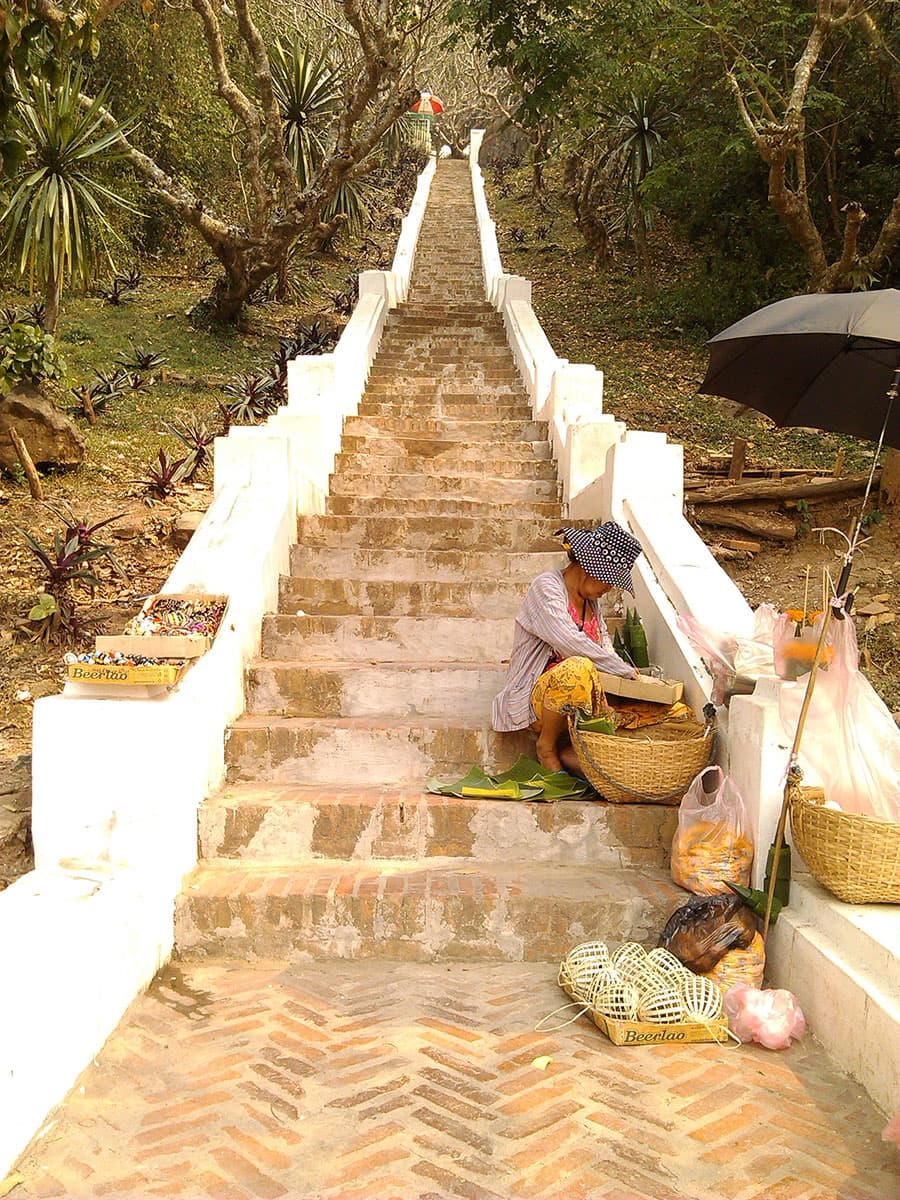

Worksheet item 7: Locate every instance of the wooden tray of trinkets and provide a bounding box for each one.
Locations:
[95,593,228,659]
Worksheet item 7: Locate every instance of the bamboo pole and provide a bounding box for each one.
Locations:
[9,426,43,500]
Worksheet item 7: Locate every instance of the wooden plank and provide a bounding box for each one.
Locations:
[728,437,748,482]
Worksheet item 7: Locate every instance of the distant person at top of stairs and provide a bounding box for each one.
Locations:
[492,523,642,774]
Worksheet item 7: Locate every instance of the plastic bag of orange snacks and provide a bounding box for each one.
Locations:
[702,932,766,992]
[671,766,753,895]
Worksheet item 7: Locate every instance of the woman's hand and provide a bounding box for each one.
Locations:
[631,666,641,680]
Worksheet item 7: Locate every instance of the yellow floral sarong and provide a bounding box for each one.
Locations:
[530,656,611,730]
[530,655,690,732]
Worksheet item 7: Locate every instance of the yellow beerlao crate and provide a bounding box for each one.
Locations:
[590,1010,731,1046]
[66,661,186,686]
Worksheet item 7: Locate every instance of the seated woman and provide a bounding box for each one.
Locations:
[492,522,642,775]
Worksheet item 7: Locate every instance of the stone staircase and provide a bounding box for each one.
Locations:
[175,160,682,962]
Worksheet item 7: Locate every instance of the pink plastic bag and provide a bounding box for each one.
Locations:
[723,983,806,1050]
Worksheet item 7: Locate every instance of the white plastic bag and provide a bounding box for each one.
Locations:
[671,766,754,895]
[779,615,900,821]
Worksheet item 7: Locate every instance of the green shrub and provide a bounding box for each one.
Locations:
[0,321,66,393]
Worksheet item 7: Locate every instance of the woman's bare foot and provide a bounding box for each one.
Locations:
[535,735,563,773]
[559,744,587,779]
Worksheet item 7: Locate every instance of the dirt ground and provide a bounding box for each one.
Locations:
[0,485,214,761]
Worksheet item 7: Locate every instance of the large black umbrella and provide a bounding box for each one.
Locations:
[699,287,900,449]
[698,288,900,936]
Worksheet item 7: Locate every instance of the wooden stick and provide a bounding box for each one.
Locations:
[9,426,43,500]
[802,566,810,624]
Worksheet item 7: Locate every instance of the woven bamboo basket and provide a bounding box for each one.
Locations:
[789,784,900,904]
[568,710,715,805]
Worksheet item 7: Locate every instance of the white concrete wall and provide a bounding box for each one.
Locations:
[0,154,437,1179]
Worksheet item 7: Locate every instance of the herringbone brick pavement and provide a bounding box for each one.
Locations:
[11,961,898,1200]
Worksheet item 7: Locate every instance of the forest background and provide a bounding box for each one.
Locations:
[0,0,898,880]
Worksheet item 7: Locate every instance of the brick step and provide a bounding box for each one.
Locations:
[336,440,554,467]
[174,859,683,962]
[245,660,507,717]
[363,374,522,390]
[375,346,511,363]
[199,784,676,867]
[225,715,535,785]
[328,473,561,504]
[287,546,559,583]
[325,495,562,519]
[277,576,530,619]
[379,330,508,348]
[385,316,501,334]
[333,451,554,480]
[357,401,534,421]
[296,513,566,550]
[261,614,515,663]
[392,302,496,318]
[342,416,547,441]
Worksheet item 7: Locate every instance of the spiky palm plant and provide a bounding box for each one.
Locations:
[270,37,368,243]
[599,92,676,276]
[270,38,340,189]
[1,65,138,332]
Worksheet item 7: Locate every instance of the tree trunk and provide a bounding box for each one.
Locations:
[880,447,900,506]
[43,271,62,335]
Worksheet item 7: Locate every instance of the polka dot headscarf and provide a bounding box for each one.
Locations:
[556,522,643,594]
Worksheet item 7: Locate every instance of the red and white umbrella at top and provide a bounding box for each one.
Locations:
[409,91,444,116]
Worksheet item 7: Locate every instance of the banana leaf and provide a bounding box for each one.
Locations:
[427,757,591,802]
[575,714,616,735]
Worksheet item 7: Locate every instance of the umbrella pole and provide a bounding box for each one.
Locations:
[762,369,898,940]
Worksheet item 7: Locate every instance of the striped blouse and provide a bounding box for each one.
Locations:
[491,569,634,732]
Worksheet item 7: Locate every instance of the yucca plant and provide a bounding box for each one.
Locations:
[116,344,168,374]
[98,275,137,305]
[164,413,216,482]
[140,449,188,500]
[17,509,117,643]
[1,65,138,332]
[270,37,339,189]
[598,91,677,275]
[221,373,279,425]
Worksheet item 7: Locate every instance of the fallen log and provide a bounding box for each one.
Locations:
[708,543,749,562]
[685,471,880,505]
[692,505,797,541]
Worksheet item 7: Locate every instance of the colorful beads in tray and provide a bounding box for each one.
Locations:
[65,651,188,668]
[124,597,226,638]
